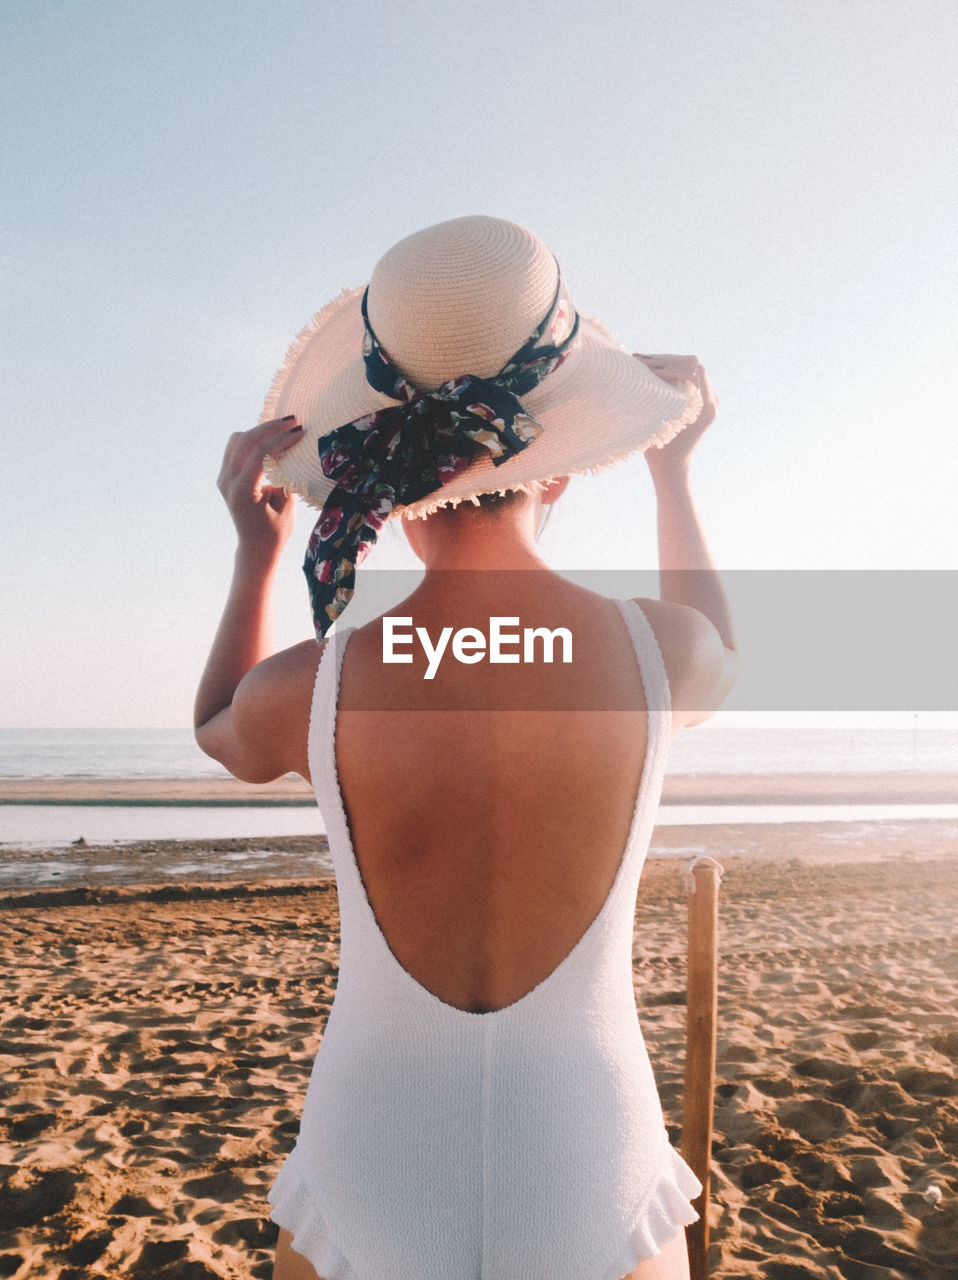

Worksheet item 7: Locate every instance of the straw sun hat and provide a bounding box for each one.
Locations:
[262,215,702,521]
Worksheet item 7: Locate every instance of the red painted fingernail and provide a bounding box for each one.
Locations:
[282,414,296,421]
[288,424,303,433]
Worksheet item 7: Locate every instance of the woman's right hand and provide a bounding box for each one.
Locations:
[634,355,718,475]
[216,416,303,559]
[195,413,315,780]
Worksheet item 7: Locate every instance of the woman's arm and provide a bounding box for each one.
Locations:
[194,417,319,782]
[635,356,738,726]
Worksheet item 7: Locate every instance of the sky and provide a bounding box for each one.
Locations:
[2,0,956,728]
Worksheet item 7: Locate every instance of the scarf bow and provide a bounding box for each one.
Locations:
[304,278,579,637]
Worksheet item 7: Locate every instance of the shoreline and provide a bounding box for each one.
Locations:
[1,818,956,899]
[2,770,957,806]
[0,838,952,910]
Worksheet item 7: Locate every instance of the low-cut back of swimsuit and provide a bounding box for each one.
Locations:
[269,597,701,1280]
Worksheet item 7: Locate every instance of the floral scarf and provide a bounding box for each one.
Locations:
[304,274,580,637]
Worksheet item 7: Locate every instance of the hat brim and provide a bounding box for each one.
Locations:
[262,285,701,519]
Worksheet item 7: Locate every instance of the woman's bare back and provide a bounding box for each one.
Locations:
[335,583,652,1014]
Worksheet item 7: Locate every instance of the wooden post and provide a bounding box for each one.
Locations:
[681,856,722,1280]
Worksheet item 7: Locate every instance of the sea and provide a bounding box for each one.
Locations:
[0,726,956,886]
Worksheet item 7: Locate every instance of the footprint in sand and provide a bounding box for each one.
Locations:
[779,1098,851,1143]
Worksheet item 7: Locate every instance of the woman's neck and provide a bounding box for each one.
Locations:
[406,501,549,573]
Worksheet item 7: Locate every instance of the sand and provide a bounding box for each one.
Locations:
[1,816,957,1276]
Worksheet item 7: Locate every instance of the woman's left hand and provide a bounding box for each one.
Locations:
[216,416,302,557]
[634,355,718,474]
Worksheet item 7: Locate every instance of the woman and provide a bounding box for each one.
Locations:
[195,217,736,1280]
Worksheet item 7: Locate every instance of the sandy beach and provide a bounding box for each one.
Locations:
[1,780,956,1278]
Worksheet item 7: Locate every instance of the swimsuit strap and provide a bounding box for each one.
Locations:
[307,627,356,797]
[598,597,672,899]
[613,597,671,720]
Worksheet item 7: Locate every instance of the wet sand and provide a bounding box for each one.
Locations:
[1,821,956,1277]
[3,770,957,806]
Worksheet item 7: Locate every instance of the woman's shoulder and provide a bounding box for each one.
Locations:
[630,597,735,728]
[203,639,324,783]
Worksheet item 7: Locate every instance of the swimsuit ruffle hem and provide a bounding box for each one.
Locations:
[269,1141,702,1280]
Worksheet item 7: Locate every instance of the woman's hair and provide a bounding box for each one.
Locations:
[445,487,555,539]
[426,489,527,519]
[475,489,525,511]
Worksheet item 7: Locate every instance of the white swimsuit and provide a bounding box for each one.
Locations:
[269,598,701,1279]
